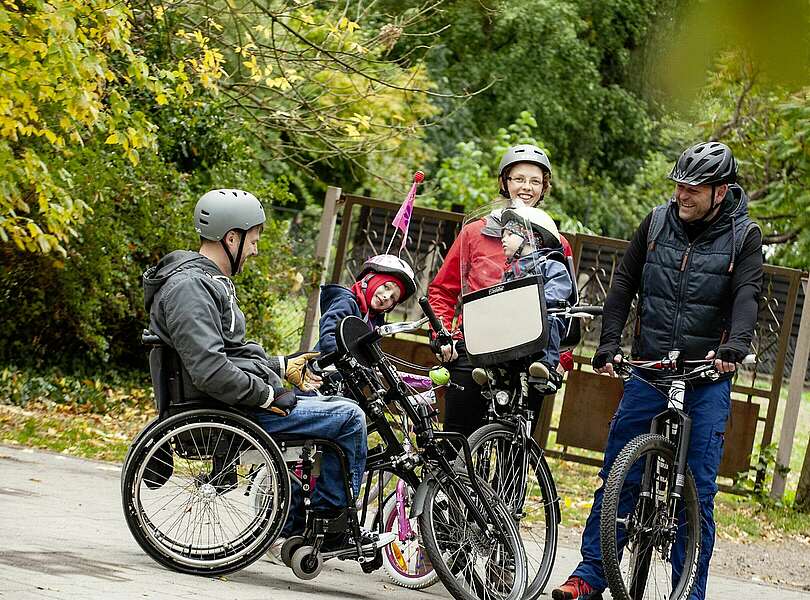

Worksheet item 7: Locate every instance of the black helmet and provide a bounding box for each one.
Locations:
[668,142,737,186]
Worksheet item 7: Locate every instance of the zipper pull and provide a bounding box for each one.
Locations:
[680,245,691,271]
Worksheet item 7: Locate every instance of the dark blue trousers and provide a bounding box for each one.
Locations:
[571,376,731,600]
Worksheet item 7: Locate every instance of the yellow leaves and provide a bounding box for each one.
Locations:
[155,93,168,106]
[337,17,360,34]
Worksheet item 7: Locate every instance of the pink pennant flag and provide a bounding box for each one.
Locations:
[391,171,424,252]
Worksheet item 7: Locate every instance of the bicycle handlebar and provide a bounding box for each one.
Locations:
[419,296,453,348]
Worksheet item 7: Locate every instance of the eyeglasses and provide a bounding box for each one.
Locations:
[507,176,544,188]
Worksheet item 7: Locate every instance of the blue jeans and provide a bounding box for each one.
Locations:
[253,396,367,536]
[572,376,731,600]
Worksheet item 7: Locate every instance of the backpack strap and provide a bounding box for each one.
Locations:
[647,204,668,251]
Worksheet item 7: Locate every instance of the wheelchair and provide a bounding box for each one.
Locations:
[121,332,375,578]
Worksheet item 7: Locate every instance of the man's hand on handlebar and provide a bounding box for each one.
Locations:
[593,345,622,377]
[705,349,736,374]
[284,351,323,391]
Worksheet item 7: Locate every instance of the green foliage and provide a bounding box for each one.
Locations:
[399,0,663,177]
[0,364,150,413]
[696,51,810,268]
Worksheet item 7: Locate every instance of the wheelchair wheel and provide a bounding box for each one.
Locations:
[122,409,290,575]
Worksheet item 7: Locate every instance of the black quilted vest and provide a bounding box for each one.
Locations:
[632,185,757,360]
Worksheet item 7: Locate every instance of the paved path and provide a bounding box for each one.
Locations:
[1,445,808,599]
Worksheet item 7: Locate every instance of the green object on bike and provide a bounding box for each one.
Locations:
[429,367,450,386]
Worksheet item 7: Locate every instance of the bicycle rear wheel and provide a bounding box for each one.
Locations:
[463,423,559,599]
[600,433,701,600]
[418,472,528,600]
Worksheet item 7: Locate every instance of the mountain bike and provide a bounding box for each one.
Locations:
[600,351,755,600]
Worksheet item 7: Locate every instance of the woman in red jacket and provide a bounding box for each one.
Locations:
[428,144,573,437]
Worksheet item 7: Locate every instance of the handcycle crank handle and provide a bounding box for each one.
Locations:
[419,296,452,345]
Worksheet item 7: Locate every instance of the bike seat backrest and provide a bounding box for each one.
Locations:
[558,255,582,350]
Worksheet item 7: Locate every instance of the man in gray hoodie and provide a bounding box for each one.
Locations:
[143,188,371,549]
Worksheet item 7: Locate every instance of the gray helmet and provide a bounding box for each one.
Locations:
[194,189,266,241]
[668,141,737,186]
[498,144,552,178]
[498,144,552,200]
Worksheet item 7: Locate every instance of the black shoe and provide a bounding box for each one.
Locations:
[320,528,396,554]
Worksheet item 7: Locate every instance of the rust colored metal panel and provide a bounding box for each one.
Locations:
[557,370,623,452]
[719,399,760,479]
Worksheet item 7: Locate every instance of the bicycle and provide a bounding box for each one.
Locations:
[459,304,603,599]
[283,296,528,600]
[599,351,755,600]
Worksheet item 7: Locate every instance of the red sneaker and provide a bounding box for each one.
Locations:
[551,576,601,599]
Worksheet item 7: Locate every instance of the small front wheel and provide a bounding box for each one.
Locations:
[290,546,323,580]
[380,490,438,589]
[280,535,305,568]
[600,433,701,600]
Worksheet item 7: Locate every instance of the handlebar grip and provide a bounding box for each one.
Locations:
[314,352,337,370]
[574,306,604,316]
[419,296,448,337]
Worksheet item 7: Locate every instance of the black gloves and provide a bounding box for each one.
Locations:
[592,344,621,370]
[267,390,298,416]
[715,345,747,364]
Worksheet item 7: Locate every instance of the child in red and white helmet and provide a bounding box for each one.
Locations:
[317,254,417,355]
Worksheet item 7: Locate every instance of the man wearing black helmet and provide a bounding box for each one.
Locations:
[552,142,763,600]
[144,189,386,555]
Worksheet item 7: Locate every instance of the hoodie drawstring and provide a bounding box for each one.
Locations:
[213,275,237,332]
[728,216,737,273]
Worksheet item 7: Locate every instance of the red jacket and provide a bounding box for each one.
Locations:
[428,216,574,369]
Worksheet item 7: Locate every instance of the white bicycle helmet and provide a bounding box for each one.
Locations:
[358,254,417,301]
[501,206,561,249]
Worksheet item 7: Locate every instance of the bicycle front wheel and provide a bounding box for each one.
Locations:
[464,423,559,599]
[600,433,701,600]
[418,472,528,600]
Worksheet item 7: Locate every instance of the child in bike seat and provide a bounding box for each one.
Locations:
[500,206,573,393]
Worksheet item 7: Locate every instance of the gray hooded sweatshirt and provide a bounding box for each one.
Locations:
[143,250,285,408]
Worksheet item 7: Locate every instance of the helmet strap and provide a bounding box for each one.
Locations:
[220,230,247,276]
[695,184,719,224]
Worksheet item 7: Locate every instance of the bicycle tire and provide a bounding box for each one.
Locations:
[418,472,528,600]
[600,433,701,600]
[463,423,560,599]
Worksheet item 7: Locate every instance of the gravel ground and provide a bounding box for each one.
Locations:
[557,525,810,592]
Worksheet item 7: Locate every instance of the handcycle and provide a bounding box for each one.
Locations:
[297,296,529,600]
[121,298,528,600]
[599,350,755,600]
